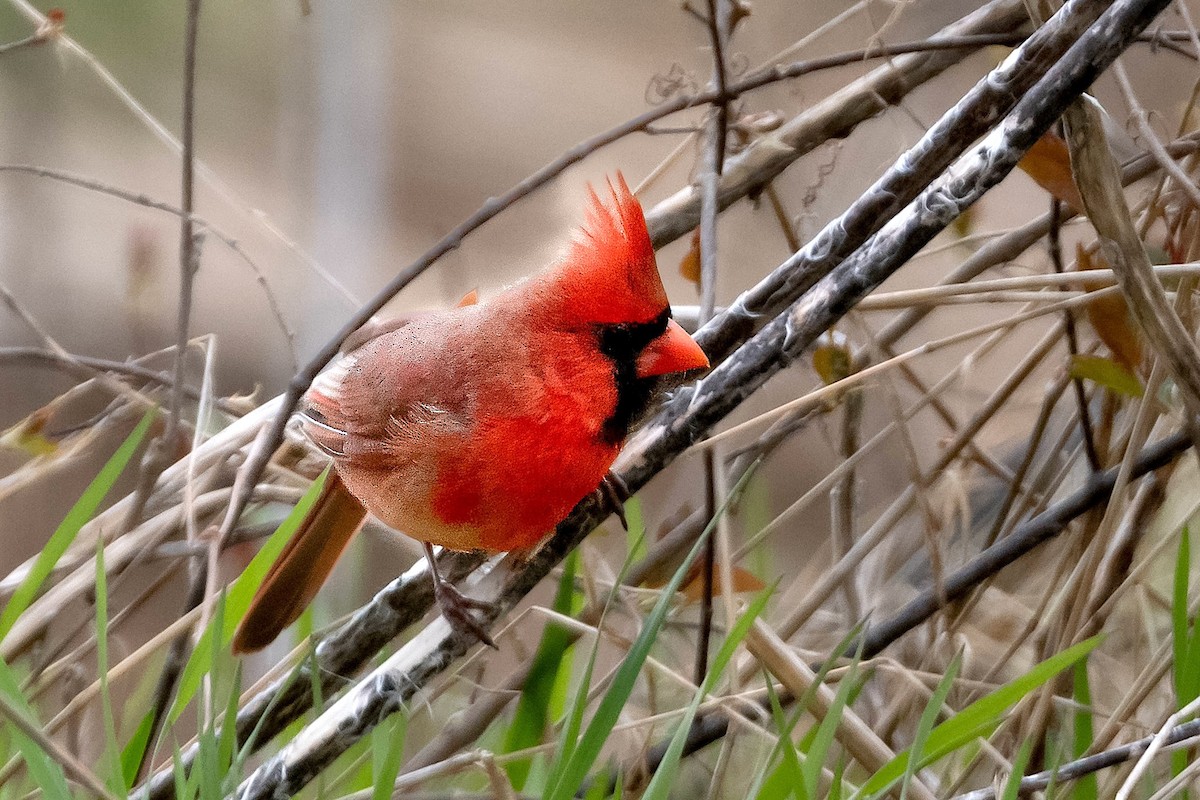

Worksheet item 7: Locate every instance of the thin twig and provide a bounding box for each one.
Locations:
[695,0,732,687]
[0,346,243,416]
[1049,195,1103,472]
[951,718,1200,800]
[134,0,205,778]
[0,164,300,365]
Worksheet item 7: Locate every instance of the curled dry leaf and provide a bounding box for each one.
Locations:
[641,562,766,603]
[1077,243,1144,371]
[679,227,702,287]
[1017,131,1086,213]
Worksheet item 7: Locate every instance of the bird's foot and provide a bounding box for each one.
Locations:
[433,578,498,649]
[596,471,630,531]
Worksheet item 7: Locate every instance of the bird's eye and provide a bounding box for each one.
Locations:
[596,308,670,363]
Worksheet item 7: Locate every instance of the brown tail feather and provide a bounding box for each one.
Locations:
[232,472,368,654]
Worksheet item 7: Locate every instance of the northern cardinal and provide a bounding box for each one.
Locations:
[232,173,709,653]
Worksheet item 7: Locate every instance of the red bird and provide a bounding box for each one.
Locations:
[232,174,709,653]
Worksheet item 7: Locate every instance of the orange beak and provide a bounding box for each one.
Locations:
[635,318,710,379]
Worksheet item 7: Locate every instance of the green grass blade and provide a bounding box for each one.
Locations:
[0,408,156,642]
[1173,530,1200,705]
[167,467,329,724]
[217,660,243,794]
[172,742,197,800]
[232,652,311,774]
[545,531,709,799]
[544,463,759,800]
[999,738,1034,800]
[625,497,646,563]
[121,710,156,790]
[543,523,653,795]
[543,585,621,794]
[1174,530,1190,680]
[1071,662,1098,800]
[581,766,615,800]
[900,654,960,800]
[804,650,864,800]
[829,755,847,800]
[752,622,868,800]
[642,583,774,800]
[859,636,1101,797]
[505,550,580,790]
[371,713,407,800]
[0,655,72,800]
[755,680,806,800]
[95,540,126,796]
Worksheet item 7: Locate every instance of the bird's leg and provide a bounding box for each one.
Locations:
[422,541,498,649]
[595,471,630,531]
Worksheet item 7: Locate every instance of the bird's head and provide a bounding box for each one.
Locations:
[548,172,709,382]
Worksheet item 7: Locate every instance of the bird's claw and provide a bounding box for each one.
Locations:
[434,578,498,649]
[596,472,630,531]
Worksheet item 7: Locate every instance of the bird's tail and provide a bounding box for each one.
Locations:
[232,472,367,654]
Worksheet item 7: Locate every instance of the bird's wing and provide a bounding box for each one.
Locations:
[300,318,473,465]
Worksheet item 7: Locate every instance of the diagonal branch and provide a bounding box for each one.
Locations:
[688,0,1109,365]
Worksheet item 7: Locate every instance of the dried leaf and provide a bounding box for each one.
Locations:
[951,204,976,238]
[1077,243,1143,371]
[1017,132,1085,213]
[679,228,701,286]
[642,562,766,602]
[680,566,767,602]
[0,407,58,457]
[813,332,852,385]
